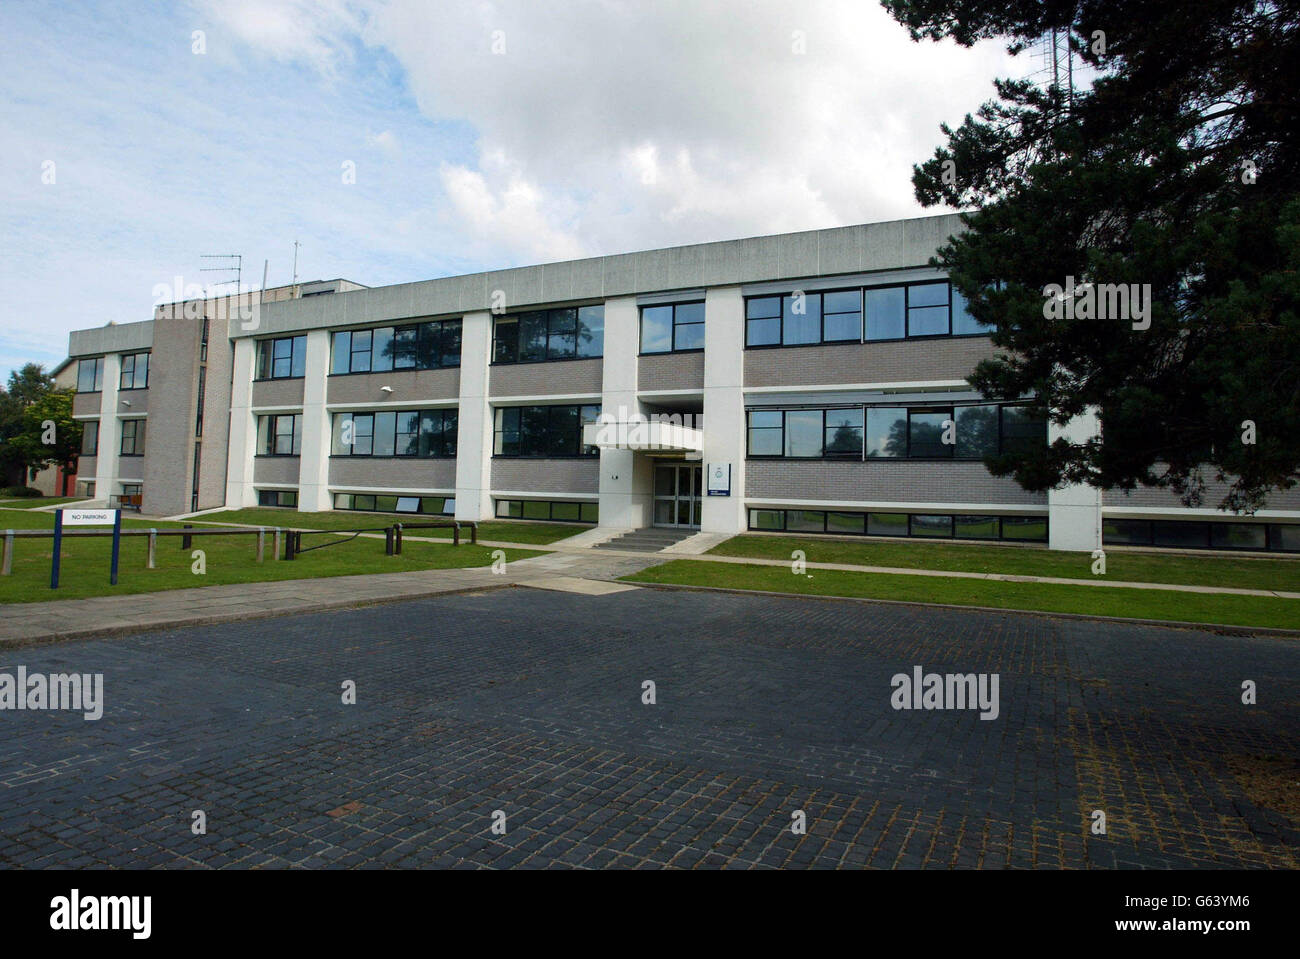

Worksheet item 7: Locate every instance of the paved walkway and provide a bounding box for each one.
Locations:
[2,588,1296,869]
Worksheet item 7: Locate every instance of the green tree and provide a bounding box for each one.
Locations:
[8,389,82,485]
[0,363,56,487]
[884,0,1300,512]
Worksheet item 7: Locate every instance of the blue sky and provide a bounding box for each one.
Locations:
[0,0,1022,380]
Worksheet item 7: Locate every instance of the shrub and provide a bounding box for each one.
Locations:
[1,486,43,498]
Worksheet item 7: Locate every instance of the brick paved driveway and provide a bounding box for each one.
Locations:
[1,585,1296,868]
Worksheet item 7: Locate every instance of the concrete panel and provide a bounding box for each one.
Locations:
[72,392,101,416]
[328,456,457,490]
[638,352,705,392]
[69,320,154,357]
[141,315,200,516]
[1104,477,1300,512]
[777,231,820,279]
[744,337,995,388]
[327,368,461,405]
[76,455,97,479]
[251,377,305,408]
[817,226,866,276]
[489,358,602,398]
[253,456,301,485]
[197,338,235,510]
[744,460,1046,506]
[117,389,149,415]
[491,458,600,494]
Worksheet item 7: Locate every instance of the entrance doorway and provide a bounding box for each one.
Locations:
[653,463,702,528]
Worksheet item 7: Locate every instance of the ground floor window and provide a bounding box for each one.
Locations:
[748,508,1048,543]
[257,489,298,508]
[1103,518,1296,552]
[495,499,597,523]
[333,493,454,515]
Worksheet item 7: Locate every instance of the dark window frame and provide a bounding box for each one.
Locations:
[76,357,104,393]
[119,352,150,390]
[491,306,605,365]
[494,499,599,524]
[330,408,458,458]
[255,335,307,381]
[119,418,146,456]
[745,508,1048,543]
[745,407,865,460]
[330,319,463,375]
[492,404,601,458]
[638,301,706,355]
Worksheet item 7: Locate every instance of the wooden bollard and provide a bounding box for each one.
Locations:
[273,527,281,561]
[147,529,157,569]
[181,523,192,550]
[256,527,265,563]
[1,530,12,576]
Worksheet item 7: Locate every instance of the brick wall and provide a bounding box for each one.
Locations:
[327,457,457,490]
[639,352,704,392]
[744,459,1046,506]
[490,458,600,494]
[489,358,602,397]
[744,337,996,388]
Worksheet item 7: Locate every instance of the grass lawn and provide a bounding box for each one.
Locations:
[708,534,1300,593]
[625,560,1300,631]
[0,507,540,603]
[207,507,586,545]
[0,496,91,509]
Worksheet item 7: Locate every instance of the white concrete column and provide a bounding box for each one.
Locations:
[297,330,331,511]
[224,338,258,509]
[1048,407,1102,551]
[700,286,746,535]
[94,353,121,501]
[455,310,493,521]
[598,296,649,529]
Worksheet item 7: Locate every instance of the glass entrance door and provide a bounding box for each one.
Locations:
[653,464,702,528]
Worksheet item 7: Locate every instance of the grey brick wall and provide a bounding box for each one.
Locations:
[744,459,1046,506]
[744,337,996,388]
[638,352,705,392]
[253,456,301,485]
[142,318,201,515]
[1105,478,1300,512]
[327,457,457,491]
[197,337,234,510]
[327,367,461,405]
[490,458,600,494]
[118,389,149,415]
[75,455,96,483]
[72,393,100,416]
[251,377,305,408]
[489,359,602,398]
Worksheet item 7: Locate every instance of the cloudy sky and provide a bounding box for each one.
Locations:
[0,0,1026,380]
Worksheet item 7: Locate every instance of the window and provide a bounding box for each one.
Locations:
[640,302,704,354]
[119,352,149,389]
[493,306,604,363]
[746,281,994,347]
[257,414,302,455]
[200,318,209,362]
[195,367,206,437]
[747,509,1048,543]
[331,409,457,457]
[76,357,104,393]
[256,336,306,379]
[80,421,98,456]
[746,408,863,459]
[333,320,461,374]
[493,404,601,457]
[258,489,298,508]
[120,419,146,456]
[334,493,455,515]
[495,499,598,523]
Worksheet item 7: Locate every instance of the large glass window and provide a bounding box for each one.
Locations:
[332,320,461,374]
[864,287,906,341]
[119,352,149,389]
[494,306,604,363]
[954,404,1000,458]
[746,408,864,459]
[906,282,950,337]
[951,288,995,335]
[80,420,99,455]
[493,404,601,457]
[745,297,782,346]
[865,408,908,458]
[332,409,457,457]
[783,409,823,457]
[823,290,862,341]
[640,302,704,354]
[76,357,104,393]
[257,336,306,379]
[257,414,302,456]
[782,294,821,346]
[749,509,1048,543]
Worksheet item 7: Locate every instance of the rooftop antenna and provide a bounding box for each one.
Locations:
[199,254,242,319]
[291,240,301,296]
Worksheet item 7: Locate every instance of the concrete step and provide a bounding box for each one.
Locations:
[593,527,698,553]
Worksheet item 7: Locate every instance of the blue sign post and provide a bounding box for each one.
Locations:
[51,508,123,589]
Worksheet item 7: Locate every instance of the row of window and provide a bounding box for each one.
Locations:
[331,409,458,458]
[495,499,599,523]
[333,493,455,515]
[76,353,150,392]
[332,320,462,375]
[120,419,146,456]
[1104,519,1300,553]
[493,405,601,457]
[641,302,705,354]
[749,508,1048,542]
[492,307,605,365]
[746,282,992,347]
[747,404,1044,460]
[256,335,307,380]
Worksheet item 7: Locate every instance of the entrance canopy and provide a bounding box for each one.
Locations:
[583,416,703,454]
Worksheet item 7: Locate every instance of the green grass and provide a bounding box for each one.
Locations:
[0,496,91,509]
[708,534,1300,593]
[0,512,540,603]
[207,508,586,545]
[625,560,1300,631]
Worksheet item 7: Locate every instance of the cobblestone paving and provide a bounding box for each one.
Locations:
[1,586,1296,868]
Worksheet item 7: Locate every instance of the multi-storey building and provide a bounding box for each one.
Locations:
[64,214,1300,552]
